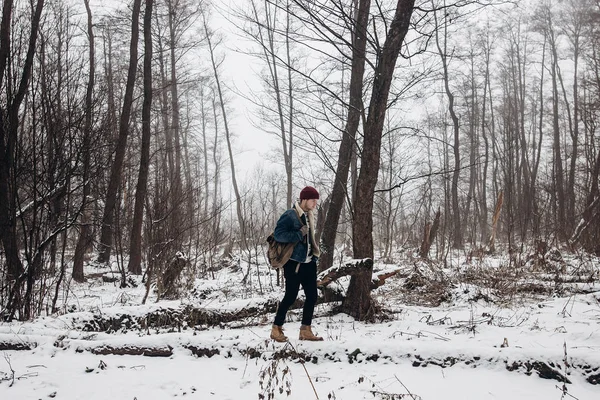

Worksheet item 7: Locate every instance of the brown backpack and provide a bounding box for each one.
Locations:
[266,209,304,268]
[266,233,295,268]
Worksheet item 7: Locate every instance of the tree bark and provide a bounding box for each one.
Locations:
[203,12,247,252]
[545,9,566,241]
[128,0,154,275]
[97,0,142,263]
[487,190,503,253]
[420,208,440,259]
[167,0,184,243]
[73,0,96,282]
[0,0,45,284]
[319,0,370,273]
[433,2,462,249]
[346,0,415,321]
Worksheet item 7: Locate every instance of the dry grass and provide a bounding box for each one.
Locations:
[379,247,599,308]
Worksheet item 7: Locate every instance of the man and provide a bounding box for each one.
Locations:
[270,186,324,342]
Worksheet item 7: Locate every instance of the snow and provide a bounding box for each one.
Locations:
[1,255,599,400]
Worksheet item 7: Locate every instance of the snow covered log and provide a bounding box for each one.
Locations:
[317,258,402,290]
[371,267,404,289]
[78,302,280,333]
[317,258,374,288]
[88,344,173,357]
[0,336,36,351]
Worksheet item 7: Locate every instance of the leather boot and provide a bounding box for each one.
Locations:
[299,325,323,341]
[270,325,288,342]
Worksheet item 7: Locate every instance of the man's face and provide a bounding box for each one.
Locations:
[303,198,318,211]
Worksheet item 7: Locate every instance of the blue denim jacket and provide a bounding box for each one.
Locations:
[273,208,314,263]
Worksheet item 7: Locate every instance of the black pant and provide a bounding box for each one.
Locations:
[273,258,318,326]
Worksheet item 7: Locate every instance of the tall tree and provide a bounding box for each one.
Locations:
[319,0,370,273]
[203,9,247,252]
[346,0,416,320]
[0,0,45,317]
[97,0,142,263]
[538,4,567,241]
[560,0,586,231]
[0,0,44,272]
[167,0,184,240]
[246,0,296,207]
[128,0,154,275]
[72,0,96,282]
[433,1,462,249]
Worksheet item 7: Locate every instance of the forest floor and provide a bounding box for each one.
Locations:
[1,247,599,399]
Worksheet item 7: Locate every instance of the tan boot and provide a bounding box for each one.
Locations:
[299,325,324,341]
[270,325,288,342]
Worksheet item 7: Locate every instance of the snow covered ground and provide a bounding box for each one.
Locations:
[1,254,599,400]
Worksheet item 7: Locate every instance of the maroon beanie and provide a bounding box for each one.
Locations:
[300,186,319,200]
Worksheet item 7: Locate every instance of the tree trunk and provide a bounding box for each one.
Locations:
[203,12,247,251]
[345,0,415,321]
[434,3,462,249]
[479,27,492,244]
[168,0,184,244]
[545,10,566,242]
[128,0,154,275]
[0,0,45,285]
[285,5,294,208]
[420,208,440,259]
[73,0,96,282]
[97,0,142,263]
[319,0,370,273]
[488,190,503,253]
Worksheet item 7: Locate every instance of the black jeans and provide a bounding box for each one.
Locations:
[273,258,318,326]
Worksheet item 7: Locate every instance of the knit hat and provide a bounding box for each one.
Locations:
[300,186,319,200]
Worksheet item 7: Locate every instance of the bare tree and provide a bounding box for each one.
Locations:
[72,0,96,282]
[538,4,567,241]
[97,0,143,263]
[243,0,297,207]
[202,9,247,253]
[128,0,154,276]
[0,0,45,318]
[319,0,370,273]
[0,0,45,282]
[347,0,416,320]
[433,0,462,249]
[559,0,587,231]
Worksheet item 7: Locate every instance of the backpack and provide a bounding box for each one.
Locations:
[266,233,295,269]
[266,207,305,268]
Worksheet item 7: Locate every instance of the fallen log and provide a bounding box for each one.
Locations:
[0,339,35,351]
[80,301,280,333]
[88,344,173,357]
[317,259,403,290]
[372,269,403,289]
[317,259,373,287]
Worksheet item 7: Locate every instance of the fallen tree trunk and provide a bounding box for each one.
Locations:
[317,258,402,291]
[79,301,280,333]
[317,259,373,287]
[0,338,35,351]
[89,344,173,357]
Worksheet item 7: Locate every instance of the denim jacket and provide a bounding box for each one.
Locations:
[273,203,320,263]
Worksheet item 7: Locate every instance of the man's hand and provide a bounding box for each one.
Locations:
[300,225,309,237]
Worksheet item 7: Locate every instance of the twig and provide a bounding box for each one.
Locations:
[560,295,574,318]
[394,374,420,400]
[390,330,450,341]
[555,385,579,400]
[559,341,577,400]
[288,341,319,400]
[3,354,15,387]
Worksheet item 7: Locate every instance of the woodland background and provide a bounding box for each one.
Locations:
[1,0,600,322]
